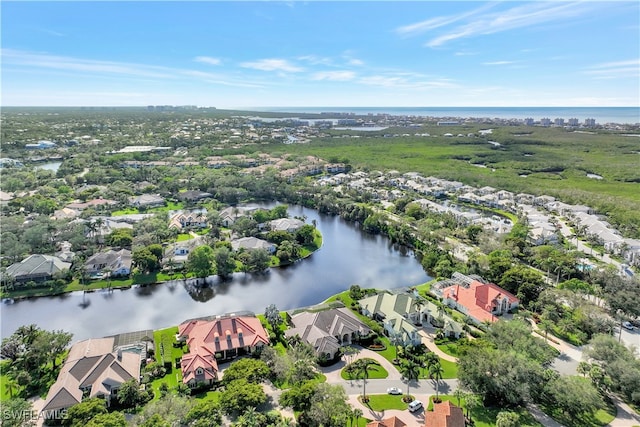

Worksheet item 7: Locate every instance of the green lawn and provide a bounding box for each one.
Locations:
[435,338,464,357]
[427,395,543,427]
[176,233,193,242]
[540,400,616,427]
[341,359,388,380]
[360,394,408,411]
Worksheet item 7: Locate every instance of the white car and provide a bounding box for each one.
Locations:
[386,387,402,395]
[622,321,635,331]
[408,400,423,412]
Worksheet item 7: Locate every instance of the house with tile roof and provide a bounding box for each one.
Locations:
[268,217,305,233]
[360,291,462,344]
[128,194,166,209]
[424,401,466,427]
[177,314,269,387]
[84,249,132,277]
[41,337,141,415]
[438,278,519,325]
[168,211,208,230]
[366,416,407,427]
[285,308,371,359]
[231,236,276,254]
[3,254,71,283]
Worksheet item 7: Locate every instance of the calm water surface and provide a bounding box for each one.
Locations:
[1,206,429,341]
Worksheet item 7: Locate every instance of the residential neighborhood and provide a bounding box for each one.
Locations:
[1,109,639,427]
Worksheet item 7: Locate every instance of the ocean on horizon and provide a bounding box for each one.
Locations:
[246,106,639,125]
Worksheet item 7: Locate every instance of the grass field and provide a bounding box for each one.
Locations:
[263,126,640,236]
[341,359,388,380]
[360,394,408,411]
[540,400,616,427]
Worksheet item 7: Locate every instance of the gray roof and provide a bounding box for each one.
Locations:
[269,218,305,232]
[285,308,371,355]
[5,254,71,280]
[231,237,275,252]
[85,249,132,272]
[42,337,140,412]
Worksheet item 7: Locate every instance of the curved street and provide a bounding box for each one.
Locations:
[320,344,640,427]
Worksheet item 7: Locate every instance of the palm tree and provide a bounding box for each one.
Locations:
[4,376,19,398]
[389,331,405,363]
[465,393,481,420]
[453,388,466,408]
[400,359,421,401]
[424,351,439,371]
[356,358,377,402]
[102,266,112,291]
[412,296,425,325]
[429,361,444,402]
[577,361,591,377]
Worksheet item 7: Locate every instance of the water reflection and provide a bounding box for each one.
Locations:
[1,206,430,340]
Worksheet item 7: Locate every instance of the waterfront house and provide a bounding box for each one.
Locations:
[177,314,269,387]
[4,254,71,283]
[84,249,132,277]
[42,337,141,415]
[285,308,371,359]
[231,236,276,254]
[268,217,305,233]
[176,190,213,203]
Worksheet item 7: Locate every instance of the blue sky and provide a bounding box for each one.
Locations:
[2,1,639,107]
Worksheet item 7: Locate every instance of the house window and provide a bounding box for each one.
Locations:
[196,368,203,375]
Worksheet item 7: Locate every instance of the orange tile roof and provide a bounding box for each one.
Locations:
[178,315,269,384]
[424,401,465,427]
[366,416,406,427]
[442,280,519,323]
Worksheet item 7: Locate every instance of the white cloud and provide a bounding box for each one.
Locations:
[396,3,496,36]
[584,59,640,79]
[297,55,333,66]
[1,49,267,88]
[357,73,458,90]
[1,49,176,79]
[240,58,303,72]
[311,71,356,81]
[194,56,221,66]
[422,2,599,47]
[483,60,516,66]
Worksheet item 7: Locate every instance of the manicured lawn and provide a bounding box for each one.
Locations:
[176,233,193,242]
[341,359,388,380]
[112,207,140,216]
[414,280,434,294]
[192,390,221,402]
[435,338,464,357]
[438,358,458,379]
[540,400,616,427]
[427,395,543,427]
[360,394,408,411]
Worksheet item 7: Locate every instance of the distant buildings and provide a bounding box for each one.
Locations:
[25,140,57,149]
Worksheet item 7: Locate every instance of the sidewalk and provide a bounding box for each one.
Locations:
[417,329,459,363]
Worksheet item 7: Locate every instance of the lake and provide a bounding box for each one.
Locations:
[0,205,430,341]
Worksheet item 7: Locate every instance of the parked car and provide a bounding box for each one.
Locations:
[387,387,402,395]
[629,319,640,328]
[622,321,635,331]
[408,400,423,412]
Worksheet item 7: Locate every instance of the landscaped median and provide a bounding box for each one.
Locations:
[359,394,408,411]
